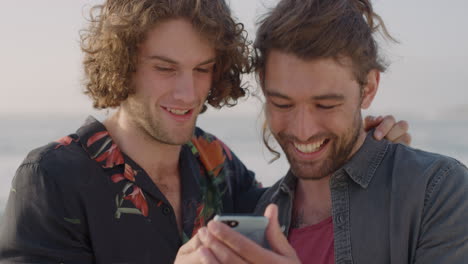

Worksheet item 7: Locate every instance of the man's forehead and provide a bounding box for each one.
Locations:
[265,50,354,75]
[138,19,216,63]
[263,52,360,100]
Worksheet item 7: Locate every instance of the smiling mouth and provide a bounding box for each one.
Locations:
[162,107,192,116]
[293,139,330,154]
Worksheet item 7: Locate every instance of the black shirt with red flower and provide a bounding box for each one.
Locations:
[0,116,263,263]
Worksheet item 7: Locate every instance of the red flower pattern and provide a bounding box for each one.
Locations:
[87,131,109,147]
[94,144,124,168]
[191,203,206,236]
[123,186,149,217]
[191,136,226,177]
[111,164,136,183]
[83,129,231,228]
[55,136,77,149]
[86,131,147,217]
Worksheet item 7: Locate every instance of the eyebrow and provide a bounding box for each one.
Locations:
[265,91,290,100]
[312,94,345,101]
[265,90,345,101]
[147,55,216,66]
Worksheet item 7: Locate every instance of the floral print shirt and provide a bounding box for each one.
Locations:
[0,116,262,263]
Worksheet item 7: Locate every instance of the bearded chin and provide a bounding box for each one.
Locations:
[285,114,363,181]
[289,157,336,181]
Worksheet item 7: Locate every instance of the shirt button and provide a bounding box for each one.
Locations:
[162,206,172,216]
[336,214,344,224]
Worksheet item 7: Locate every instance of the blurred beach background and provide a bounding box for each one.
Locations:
[1,0,467,216]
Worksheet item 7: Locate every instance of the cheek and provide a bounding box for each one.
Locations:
[132,74,152,95]
[325,106,361,134]
[195,73,213,97]
[265,106,289,133]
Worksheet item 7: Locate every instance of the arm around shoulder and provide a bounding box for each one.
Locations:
[414,159,468,263]
[0,162,93,263]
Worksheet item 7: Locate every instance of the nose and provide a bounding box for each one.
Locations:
[290,106,320,142]
[173,71,196,104]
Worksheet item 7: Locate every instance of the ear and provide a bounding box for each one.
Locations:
[361,70,380,109]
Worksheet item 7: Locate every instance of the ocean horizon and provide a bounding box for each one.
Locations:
[2,111,468,216]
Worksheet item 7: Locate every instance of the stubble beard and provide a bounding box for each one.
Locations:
[278,112,363,181]
[126,99,198,146]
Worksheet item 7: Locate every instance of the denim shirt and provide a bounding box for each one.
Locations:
[254,132,468,264]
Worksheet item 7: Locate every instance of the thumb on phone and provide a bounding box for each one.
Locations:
[264,204,298,258]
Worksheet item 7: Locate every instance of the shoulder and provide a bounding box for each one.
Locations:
[385,142,468,201]
[253,177,284,215]
[15,134,95,190]
[190,127,260,191]
[389,143,457,168]
[190,127,236,164]
[387,143,466,179]
[192,127,230,150]
[193,127,217,140]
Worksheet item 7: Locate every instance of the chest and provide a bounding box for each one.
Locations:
[84,183,183,264]
[150,174,184,232]
[269,179,417,264]
[153,176,181,206]
[288,218,334,264]
[82,166,234,263]
[332,176,422,264]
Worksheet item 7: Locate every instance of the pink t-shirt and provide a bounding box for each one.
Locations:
[288,217,334,264]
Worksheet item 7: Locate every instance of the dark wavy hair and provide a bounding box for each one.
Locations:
[254,0,396,161]
[81,0,252,111]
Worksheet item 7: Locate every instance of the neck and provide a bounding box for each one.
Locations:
[349,127,368,162]
[103,109,181,181]
[293,177,332,227]
[292,128,368,227]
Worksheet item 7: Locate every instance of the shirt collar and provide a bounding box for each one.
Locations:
[75,115,202,199]
[276,170,297,197]
[76,116,125,169]
[76,116,108,149]
[340,130,390,189]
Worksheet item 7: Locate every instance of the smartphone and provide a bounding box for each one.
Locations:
[213,215,269,248]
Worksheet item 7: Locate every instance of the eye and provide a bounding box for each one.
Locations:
[271,102,293,109]
[317,104,340,110]
[155,66,175,72]
[195,67,212,73]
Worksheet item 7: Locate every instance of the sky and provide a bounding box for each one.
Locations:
[0,0,467,119]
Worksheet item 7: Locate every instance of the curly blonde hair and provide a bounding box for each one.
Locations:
[81,0,252,110]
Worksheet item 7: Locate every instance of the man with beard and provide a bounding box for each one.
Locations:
[186,0,468,263]
[0,0,410,263]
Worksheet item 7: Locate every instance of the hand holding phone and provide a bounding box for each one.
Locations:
[198,205,300,264]
[213,215,269,248]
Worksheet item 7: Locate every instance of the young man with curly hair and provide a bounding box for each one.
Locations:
[189,0,468,263]
[0,0,409,263]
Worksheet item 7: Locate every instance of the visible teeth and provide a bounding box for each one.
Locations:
[294,140,326,153]
[166,108,189,115]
